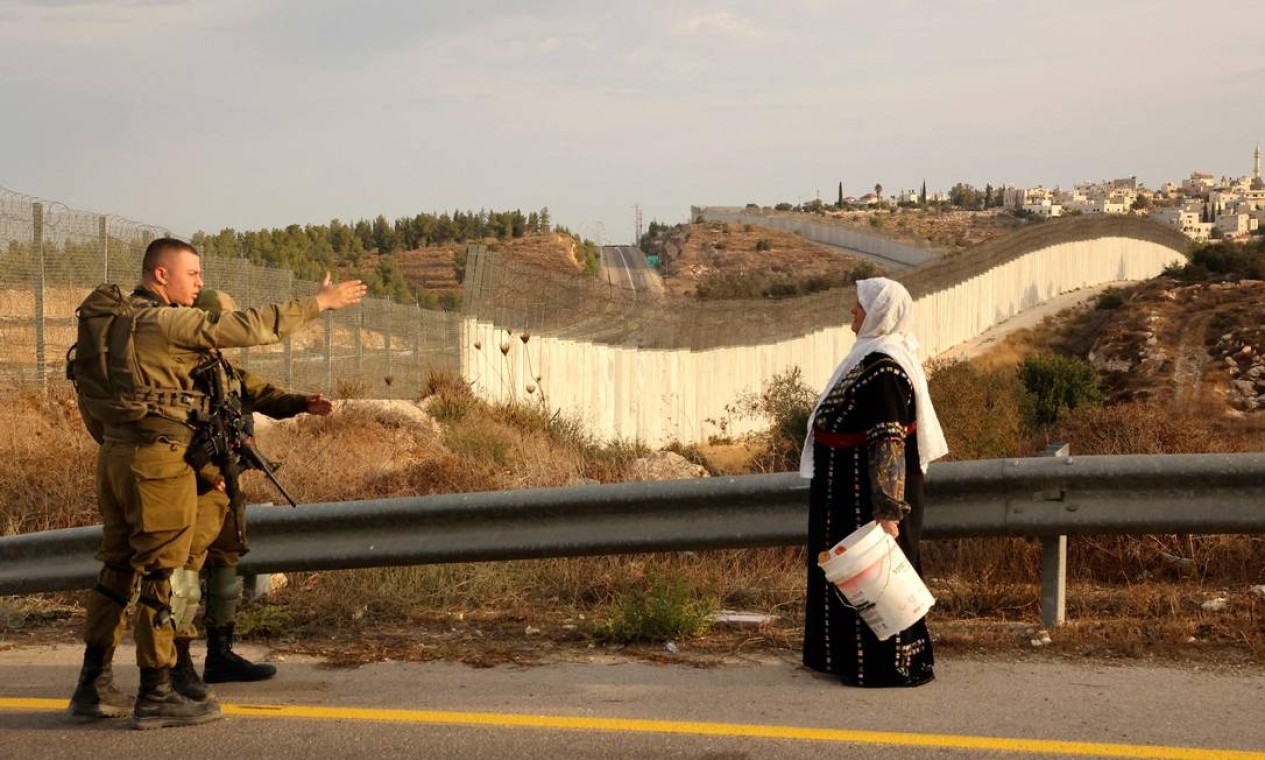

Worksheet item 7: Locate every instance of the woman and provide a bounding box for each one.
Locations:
[799,277,948,687]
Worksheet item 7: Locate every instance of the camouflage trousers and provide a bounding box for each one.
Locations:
[82,437,197,670]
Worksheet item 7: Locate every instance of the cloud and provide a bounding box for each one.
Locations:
[672,10,763,39]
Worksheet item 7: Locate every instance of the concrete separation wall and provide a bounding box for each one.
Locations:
[461,218,1188,445]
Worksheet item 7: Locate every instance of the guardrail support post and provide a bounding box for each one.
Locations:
[1040,443,1069,629]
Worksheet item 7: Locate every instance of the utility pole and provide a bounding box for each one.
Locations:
[634,204,643,247]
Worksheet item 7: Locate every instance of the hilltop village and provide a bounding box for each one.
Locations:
[991,145,1265,242]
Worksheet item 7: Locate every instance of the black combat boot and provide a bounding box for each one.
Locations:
[132,667,222,730]
[170,638,215,702]
[68,645,131,718]
[204,623,276,683]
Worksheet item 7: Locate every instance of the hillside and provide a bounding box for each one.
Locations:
[649,221,884,299]
[357,232,584,307]
[821,207,1029,252]
[1087,278,1265,415]
[967,276,1265,434]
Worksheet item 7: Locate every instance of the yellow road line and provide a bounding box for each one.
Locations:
[2,697,1261,760]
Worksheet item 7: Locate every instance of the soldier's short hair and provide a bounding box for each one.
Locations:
[142,237,198,275]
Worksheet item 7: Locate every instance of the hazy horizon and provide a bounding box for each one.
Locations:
[3,0,1261,244]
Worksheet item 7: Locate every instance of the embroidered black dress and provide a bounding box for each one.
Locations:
[802,352,935,687]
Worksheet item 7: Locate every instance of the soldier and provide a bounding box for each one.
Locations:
[67,238,365,729]
[168,288,331,699]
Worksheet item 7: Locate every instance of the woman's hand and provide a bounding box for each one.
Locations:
[878,519,899,538]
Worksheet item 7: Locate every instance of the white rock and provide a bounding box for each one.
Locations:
[665,641,679,654]
[1200,597,1228,612]
[1250,585,1265,601]
[524,625,541,635]
[628,451,709,481]
[712,610,776,627]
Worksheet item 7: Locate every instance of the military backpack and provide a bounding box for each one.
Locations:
[65,284,150,443]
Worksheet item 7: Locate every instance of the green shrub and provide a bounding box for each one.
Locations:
[1166,239,1265,282]
[754,238,772,252]
[1095,291,1125,310]
[725,367,817,471]
[595,574,717,643]
[1018,354,1103,426]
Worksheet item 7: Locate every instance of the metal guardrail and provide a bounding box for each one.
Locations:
[2,451,1263,626]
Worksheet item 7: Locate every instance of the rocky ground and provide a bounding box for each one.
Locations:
[1087,279,1265,415]
[821,207,1030,252]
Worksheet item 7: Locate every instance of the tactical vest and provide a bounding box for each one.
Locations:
[66,284,206,444]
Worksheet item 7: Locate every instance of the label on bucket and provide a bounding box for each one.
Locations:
[818,524,935,641]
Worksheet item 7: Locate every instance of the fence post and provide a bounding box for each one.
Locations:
[414,303,422,394]
[283,270,293,388]
[324,311,334,394]
[32,202,46,389]
[385,295,392,398]
[99,215,109,283]
[354,302,363,383]
[1040,442,1069,629]
[239,256,250,370]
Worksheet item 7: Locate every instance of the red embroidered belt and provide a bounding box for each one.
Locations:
[814,422,917,450]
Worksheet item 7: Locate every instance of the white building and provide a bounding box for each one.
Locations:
[1214,212,1256,239]
[1181,172,1217,197]
[1152,207,1213,241]
[1087,198,1129,215]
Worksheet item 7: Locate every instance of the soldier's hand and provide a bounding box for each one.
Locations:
[306,393,334,416]
[213,477,227,493]
[315,271,368,311]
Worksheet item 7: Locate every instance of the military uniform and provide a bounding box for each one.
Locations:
[73,286,321,726]
[172,357,308,686]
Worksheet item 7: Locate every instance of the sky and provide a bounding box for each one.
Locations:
[3,0,1263,245]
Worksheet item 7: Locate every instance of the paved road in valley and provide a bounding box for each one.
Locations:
[600,245,664,298]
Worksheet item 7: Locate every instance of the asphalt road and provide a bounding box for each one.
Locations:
[600,246,664,298]
[1,643,1262,759]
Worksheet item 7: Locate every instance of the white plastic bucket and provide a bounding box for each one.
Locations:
[818,521,935,641]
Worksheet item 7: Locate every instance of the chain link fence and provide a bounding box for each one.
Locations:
[0,187,460,400]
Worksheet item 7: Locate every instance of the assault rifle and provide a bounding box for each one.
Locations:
[189,356,299,511]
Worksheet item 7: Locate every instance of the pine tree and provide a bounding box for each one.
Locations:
[837,182,844,207]
[919,180,927,206]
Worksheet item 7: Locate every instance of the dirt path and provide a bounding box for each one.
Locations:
[1171,309,1214,407]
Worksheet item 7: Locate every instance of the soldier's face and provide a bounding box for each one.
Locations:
[159,250,204,307]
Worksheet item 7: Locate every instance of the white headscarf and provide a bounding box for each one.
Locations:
[798,277,948,478]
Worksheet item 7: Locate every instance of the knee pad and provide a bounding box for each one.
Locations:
[204,566,241,603]
[203,566,241,627]
[169,568,203,636]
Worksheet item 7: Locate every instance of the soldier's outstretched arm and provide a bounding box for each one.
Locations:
[160,275,366,351]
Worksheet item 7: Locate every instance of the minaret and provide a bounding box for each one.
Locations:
[1256,143,1262,179]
